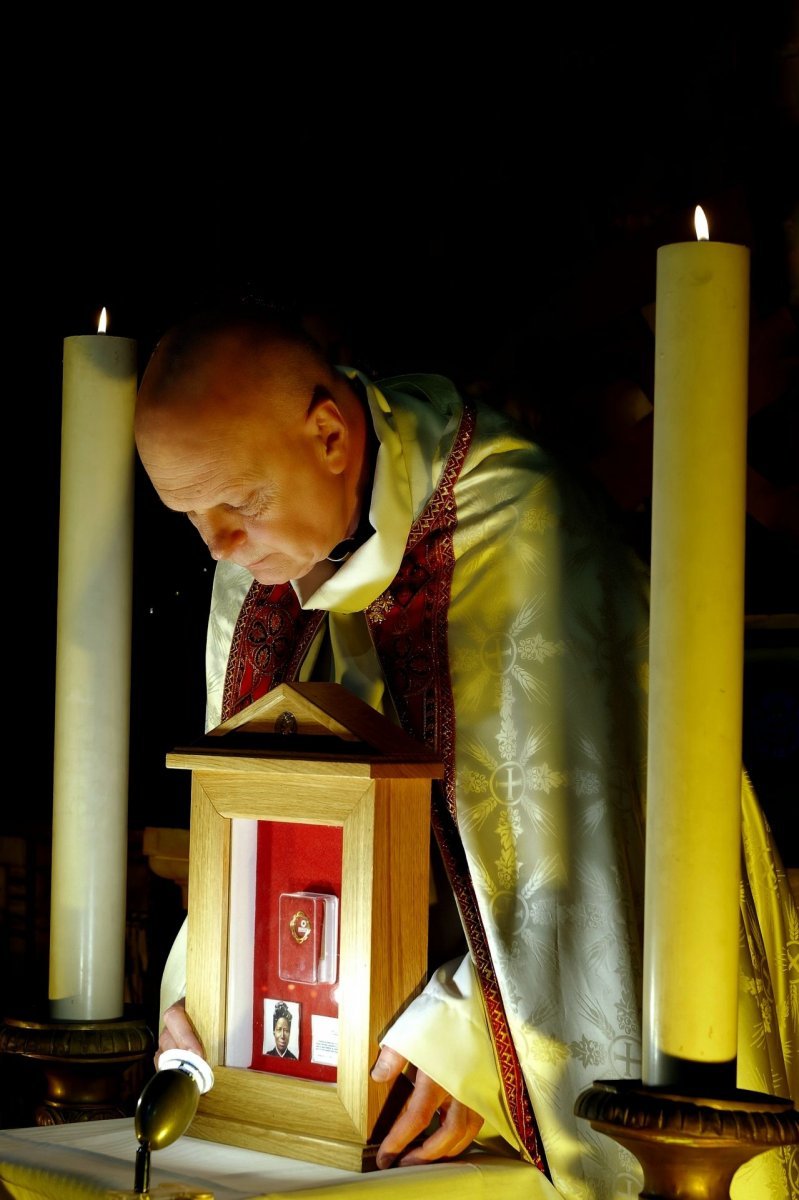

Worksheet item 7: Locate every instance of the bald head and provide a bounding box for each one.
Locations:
[135,308,371,585]
[137,309,344,430]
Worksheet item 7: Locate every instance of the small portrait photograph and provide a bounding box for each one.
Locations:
[263,998,300,1059]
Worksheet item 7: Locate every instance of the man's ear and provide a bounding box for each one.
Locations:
[306,395,349,474]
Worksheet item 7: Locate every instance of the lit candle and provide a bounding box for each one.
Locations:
[642,209,749,1089]
[49,308,137,1020]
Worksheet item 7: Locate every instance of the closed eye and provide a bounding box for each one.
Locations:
[238,489,273,519]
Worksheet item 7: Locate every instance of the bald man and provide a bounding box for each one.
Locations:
[136,308,797,1200]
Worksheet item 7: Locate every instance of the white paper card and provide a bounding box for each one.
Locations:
[310,1014,339,1066]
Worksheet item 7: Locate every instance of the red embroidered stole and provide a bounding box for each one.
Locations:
[221,404,546,1172]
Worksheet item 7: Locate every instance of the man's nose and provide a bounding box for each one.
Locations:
[195,511,247,561]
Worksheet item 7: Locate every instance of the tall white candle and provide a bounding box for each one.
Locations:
[49,310,137,1020]
[642,209,749,1087]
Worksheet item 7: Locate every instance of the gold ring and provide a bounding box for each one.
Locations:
[289,909,312,944]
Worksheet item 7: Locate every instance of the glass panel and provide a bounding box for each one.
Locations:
[225,817,343,1084]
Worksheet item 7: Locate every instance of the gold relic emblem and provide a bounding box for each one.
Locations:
[290,909,312,944]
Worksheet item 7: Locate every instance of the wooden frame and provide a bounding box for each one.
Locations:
[166,683,443,1170]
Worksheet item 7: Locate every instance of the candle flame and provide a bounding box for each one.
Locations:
[694,206,709,241]
[98,307,108,334]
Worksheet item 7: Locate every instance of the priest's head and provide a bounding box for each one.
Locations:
[135,307,370,586]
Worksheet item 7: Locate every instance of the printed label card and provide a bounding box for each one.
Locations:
[311,1014,339,1066]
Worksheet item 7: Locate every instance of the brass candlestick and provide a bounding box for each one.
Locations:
[575,1079,799,1200]
[0,1012,152,1124]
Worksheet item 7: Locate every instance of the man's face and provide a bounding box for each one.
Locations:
[274,1017,290,1053]
[136,341,355,585]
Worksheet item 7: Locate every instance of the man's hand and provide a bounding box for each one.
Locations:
[370,1045,483,1168]
[156,999,205,1068]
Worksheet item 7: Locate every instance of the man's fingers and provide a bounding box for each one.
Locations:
[370,1044,407,1084]
[155,1002,205,1067]
[163,1003,204,1050]
[399,1099,484,1166]
[375,1071,448,1168]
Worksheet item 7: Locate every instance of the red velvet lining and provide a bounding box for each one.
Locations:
[250,820,343,1082]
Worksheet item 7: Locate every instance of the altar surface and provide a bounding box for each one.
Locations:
[0,1118,556,1199]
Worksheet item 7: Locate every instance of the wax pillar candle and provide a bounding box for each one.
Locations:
[49,311,137,1020]
[642,210,749,1088]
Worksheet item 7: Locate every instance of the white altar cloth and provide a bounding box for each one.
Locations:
[0,1118,556,1199]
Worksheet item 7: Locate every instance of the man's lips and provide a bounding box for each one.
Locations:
[245,553,272,570]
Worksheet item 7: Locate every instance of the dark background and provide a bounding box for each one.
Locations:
[5,12,797,1027]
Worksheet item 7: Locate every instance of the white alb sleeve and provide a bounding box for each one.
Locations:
[158,916,188,1032]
